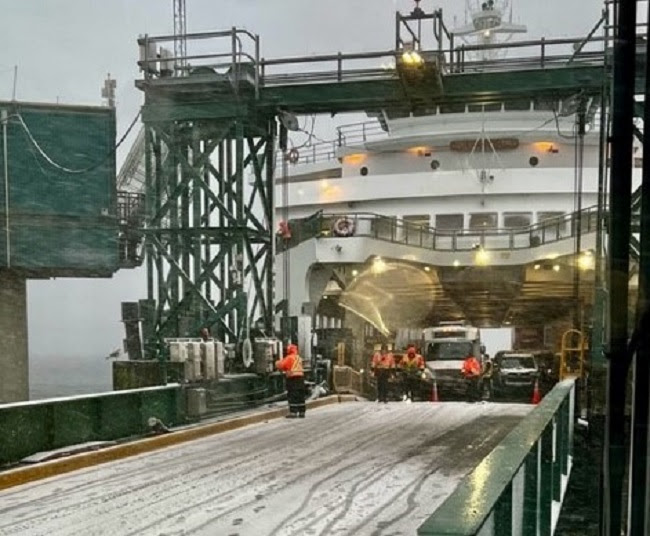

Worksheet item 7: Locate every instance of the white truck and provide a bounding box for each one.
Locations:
[421,323,484,397]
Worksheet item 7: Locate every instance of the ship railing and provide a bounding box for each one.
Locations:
[275,141,340,167]
[336,121,387,147]
[135,26,622,94]
[279,205,602,253]
[274,120,387,167]
[417,379,575,536]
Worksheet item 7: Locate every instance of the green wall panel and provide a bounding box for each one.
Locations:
[0,386,183,466]
[0,101,118,274]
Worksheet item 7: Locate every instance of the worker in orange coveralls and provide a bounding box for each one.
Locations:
[371,345,395,403]
[461,354,482,401]
[400,345,425,401]
[276,344,306,418]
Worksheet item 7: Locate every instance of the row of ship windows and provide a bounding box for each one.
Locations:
[385,211,567,231]
[352,155,557,177]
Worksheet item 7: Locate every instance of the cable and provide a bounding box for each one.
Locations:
[553,108,578,140]
[14,110,141,175]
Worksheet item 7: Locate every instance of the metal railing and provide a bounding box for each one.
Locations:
[276,121,388,166]
[136,20,628,98]
[418,379,575,536]
[279,205,601,253]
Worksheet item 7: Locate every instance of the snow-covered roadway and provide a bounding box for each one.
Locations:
[0,401,531,536]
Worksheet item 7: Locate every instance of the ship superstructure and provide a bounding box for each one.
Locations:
[273,0,636,356]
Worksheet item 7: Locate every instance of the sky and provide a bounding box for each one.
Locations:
[1,0,606,360]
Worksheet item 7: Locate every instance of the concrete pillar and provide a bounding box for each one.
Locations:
[0,272,28,402]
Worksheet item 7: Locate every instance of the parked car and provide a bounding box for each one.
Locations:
[493,352,539,398]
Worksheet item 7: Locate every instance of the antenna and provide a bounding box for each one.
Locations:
[101,73,116,108]
[173,0,187,75]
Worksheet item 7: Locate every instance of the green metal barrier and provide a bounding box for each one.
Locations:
[0,385,183,466]
[418,379,576,536]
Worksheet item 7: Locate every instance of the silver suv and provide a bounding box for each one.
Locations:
[493,352,539,396]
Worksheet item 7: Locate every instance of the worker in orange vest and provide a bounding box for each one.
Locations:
[371,344,395,403]
[400,345,425,401]
[461,353,482,401]
[276,343,306,418]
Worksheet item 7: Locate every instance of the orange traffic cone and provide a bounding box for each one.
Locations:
[531,379,541,405]
[431,379,439,402]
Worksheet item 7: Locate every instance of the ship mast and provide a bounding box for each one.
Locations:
[453,0,527,61]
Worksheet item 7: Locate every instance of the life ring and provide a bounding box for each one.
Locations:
[286,148,300,164]
[332,218,355,237]
[277,220,292,239]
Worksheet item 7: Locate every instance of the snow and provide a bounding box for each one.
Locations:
[0,383,181,409]
[0,401,531,536]
[21,442,117,464]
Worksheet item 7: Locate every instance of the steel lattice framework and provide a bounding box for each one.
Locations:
[140,105,275,353]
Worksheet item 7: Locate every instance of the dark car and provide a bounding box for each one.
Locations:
[493,352,539,398]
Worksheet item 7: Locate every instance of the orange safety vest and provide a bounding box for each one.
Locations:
[372,352,395,370]
[276,354,304,378]
[461,356,481,378]
[402,353,425,371]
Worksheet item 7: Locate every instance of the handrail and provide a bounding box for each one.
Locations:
[280,205,603,253]
[136,22,635,94]
[418,379,575,535]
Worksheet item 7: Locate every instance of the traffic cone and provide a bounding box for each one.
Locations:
[431,379,439,402]
[531,379,541,405]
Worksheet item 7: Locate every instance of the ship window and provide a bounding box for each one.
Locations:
[533,98,559,112]
[371,216,397,240]
[538,211,567,232]
[384,108,410,119]
[360,166,369,176]
[468,103,502,113]
[430,159,440,170]
[413,106,436,117]
[403,215,430,244]
[504,99,531,111]
[440,103,466,114]
[504,212,533,229]
[435,214,464,231]
[469,213,498,230]
[529,156,540,167]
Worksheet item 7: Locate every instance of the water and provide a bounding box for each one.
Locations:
[29,355,113,400]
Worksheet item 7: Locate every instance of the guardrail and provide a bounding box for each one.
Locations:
[418,379,575,536]
[279,205,601,253]
[136,20,623,96]
[0,385,183,466]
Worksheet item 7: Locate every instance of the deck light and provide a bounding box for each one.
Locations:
[372,257,387,274]
[578,251,595,271]
[401,50,424,66]
[475,248,490,266]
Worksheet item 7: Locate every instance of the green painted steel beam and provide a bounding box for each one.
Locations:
[139,66,614,117]
[140,65,619,117]
[417,380,575,536]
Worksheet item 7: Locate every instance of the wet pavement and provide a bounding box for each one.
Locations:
[0,401,531,536]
